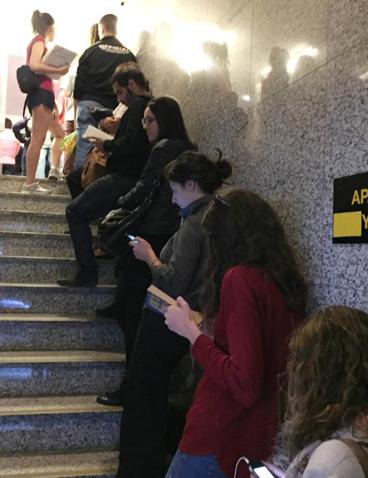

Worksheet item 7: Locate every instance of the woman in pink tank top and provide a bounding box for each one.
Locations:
[23,10,69,194]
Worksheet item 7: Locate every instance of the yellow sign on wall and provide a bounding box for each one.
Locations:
[333,173,368,243]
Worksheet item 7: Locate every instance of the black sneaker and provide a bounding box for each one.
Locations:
[96,390,123,407]
[57,273,98,288]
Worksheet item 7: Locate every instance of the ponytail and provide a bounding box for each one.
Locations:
[31,10,54,36]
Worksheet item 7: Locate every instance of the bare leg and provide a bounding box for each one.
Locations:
[49,115,65,170]
[25,105,53,185]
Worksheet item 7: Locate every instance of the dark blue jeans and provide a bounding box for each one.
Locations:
[66,172,135,277]
[166,451,227,478]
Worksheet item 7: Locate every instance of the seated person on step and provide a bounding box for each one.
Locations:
[115,150,232,478]
[57,67,151,287]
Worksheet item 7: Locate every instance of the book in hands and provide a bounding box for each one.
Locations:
[42,44,77,79]
[82,125,114,142]
[145,285,203,326]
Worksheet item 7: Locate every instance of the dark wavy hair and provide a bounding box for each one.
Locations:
[201,189,307,317]
[112,67,149,92]
[31,10,54,36]
[147,97,196,149]
[275,306,368,468]
[164,150,232,194]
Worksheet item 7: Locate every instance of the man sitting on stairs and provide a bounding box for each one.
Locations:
[57,66,151,287]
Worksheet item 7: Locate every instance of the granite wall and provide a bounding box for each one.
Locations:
[140,0,368,312]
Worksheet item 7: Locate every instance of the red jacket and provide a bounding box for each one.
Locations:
[180,265,304,477]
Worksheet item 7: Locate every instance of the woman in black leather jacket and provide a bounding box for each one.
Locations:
[96,97,196,365]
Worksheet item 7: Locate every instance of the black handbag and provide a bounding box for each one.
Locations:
[16,65,41,94]
[98,180,160,258]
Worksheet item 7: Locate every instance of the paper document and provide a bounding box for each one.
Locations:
[82,125,114,142]
[42,45,77,79]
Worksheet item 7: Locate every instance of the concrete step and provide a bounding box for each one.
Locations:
[0,314,124,352]
[0,449,118,477]
[0,175,69,195]
[0,283,114,314]
[0,210,67,234]
[0,256,115,285]
[0,395,121,453]
[0,231,75,258]
[0,191,69,214]
[0,351,125,397]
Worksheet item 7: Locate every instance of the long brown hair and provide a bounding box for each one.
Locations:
[276,306,368,463]
[201,189,306,317]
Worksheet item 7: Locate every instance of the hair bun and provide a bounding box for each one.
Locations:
[214,149,232,180]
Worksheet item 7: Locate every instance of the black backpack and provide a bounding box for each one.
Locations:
[16,65,40,95]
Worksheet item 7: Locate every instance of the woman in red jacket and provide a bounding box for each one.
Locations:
[164,189,307,478]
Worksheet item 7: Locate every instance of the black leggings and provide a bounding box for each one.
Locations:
[118,308,189,478]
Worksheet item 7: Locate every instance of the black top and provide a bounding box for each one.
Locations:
[118,138,189,235]
[104,95,151,179]
[74,36,136,109]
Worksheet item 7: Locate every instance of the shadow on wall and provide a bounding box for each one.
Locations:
[136,31,249,169]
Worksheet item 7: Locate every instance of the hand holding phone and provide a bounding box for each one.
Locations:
[246,458,277,478]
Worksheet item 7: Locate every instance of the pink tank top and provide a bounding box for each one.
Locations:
[26,34,53,94]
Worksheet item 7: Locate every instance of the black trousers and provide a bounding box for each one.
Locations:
[118,308,189,478]
[65,172,135,278]
[114,233,171,365]
[66,166,84,199]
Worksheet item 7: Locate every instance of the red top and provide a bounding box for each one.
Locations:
[179,265,304,478]
[26,34,53,93]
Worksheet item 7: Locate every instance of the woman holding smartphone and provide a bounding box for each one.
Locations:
[117,150,232,478]
[264,306,368,478]
[164,189,306,478]
[23,10,69,193]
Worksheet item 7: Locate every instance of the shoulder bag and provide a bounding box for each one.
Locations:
[81,147,107,189]
[98,178,160,258]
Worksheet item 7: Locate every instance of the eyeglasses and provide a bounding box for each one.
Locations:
[142,117,156,126]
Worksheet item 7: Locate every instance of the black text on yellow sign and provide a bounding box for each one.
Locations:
[333,173,368,243]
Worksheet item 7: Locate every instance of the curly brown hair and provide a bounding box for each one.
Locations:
[201,188,307,317]
[277,305,368,463]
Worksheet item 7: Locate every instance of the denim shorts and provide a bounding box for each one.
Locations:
[166,450,227,478]
[27,88,55,114]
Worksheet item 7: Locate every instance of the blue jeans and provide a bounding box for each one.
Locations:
[75,100,103,168]
[36,145,51,178]
[166,451,227,478]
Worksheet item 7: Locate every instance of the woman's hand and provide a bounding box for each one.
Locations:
[58,65,69,75]
[130,236,157,265]
[165,297,202,344]
[261,462,285,478]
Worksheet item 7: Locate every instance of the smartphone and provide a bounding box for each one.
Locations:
[246,459,276,478]
[125,233,136,241]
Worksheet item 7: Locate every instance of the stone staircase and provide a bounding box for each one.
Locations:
[0,175,124,477]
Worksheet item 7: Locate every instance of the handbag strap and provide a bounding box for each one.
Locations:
[338,438,368,477]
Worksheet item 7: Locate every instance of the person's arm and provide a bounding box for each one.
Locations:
[102,99,147,160]
[169,268,266,406]
[131,219,203,298]
[118,145,170,210]
[12,120,27,144]
[29,41,69,76]
[73,50,89,101]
